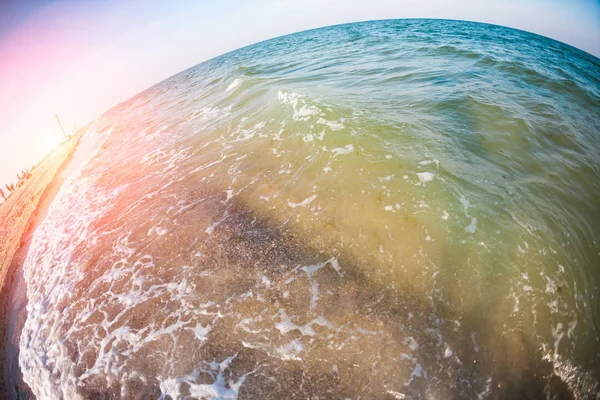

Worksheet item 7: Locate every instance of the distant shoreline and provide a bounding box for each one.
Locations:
[0,132,82,399]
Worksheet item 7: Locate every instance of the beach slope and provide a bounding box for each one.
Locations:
[0,133,81,399]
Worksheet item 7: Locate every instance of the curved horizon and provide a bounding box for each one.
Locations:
[92,18,598,137]
[163,17,600,91]
[0,0,598,189]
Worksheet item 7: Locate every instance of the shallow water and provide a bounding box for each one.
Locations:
[19,20,600,399]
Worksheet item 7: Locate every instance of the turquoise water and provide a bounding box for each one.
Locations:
[19,20,600,399]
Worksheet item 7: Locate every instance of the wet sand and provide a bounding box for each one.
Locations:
[0,133,82,399]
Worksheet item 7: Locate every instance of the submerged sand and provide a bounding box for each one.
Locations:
[0,133,82,399]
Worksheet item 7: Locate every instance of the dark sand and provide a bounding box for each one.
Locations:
[0,133,82,400]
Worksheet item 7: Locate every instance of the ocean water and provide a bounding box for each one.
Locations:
[18,20,600,399]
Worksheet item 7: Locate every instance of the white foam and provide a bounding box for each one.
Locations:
[465,217,478,233]
[277,91,322,121]
[459,196,471,211]
[205,210,231,234]
[477,377,492,399]
[403,336,419,352]
[444,346,453,358]
[331,144,354,157]
[329,258,341,274]
[160,353,250,400]
[301,257,341,278]
[545,276,557,294]
[277,339,304,360]
[18,128,133,397]
[261,275,271,288]
[288,194,317,208]
[404,363,424,386]
[317,117,345,131]
[417,200,429,208]
[387,390,406,399]
[419,159,440,168]
[552,322,564,355]
[226,78,242,92]
[541,351,600,397]
[310,281,319,310]
[192,323,212,341]
[155,226,168,236]
[471,332,480,352]
[417,172,434,183]
[224,189,234,202]
[188,106,222,122]
[412,364,423,377]
[274,309,320,336]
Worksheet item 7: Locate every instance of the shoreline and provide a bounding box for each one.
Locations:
[0,133,83,399]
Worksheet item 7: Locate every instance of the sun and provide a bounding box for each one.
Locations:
[26,117,67,163]
[42,131,63,152]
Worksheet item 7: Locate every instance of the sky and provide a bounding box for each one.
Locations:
[0,0,599,188]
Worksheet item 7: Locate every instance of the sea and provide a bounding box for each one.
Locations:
[18,19,600,399]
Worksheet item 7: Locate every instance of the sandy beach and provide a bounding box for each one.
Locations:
[0,133,82,399]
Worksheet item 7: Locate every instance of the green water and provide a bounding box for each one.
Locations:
[20,20,600,399]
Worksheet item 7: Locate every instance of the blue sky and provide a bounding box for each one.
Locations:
[0,0,599,187]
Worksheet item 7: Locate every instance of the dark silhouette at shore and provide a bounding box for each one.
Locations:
[1,168,34,203]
